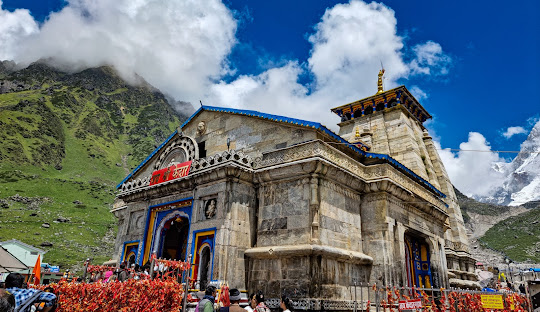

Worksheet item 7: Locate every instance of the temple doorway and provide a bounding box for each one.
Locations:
[160,216,189,260]
[404,234,433,288]
[198,246,211,290]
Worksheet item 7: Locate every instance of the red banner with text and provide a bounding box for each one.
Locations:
[149,161,192,186]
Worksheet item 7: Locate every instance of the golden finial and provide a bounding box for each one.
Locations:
[355,127,360,138]
[376,68,385,94]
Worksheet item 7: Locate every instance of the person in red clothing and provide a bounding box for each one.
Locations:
[254,291,270,312]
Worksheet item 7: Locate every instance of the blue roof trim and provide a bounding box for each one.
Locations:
[116,129,178,189]
[117,105,446,200]
[364,152,446,198]
[201,105,371,151]
[200,106,444,198]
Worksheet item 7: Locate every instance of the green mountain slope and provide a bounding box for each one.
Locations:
[455,187,540,262]
[481,209,540,262]
[0,61,188,268]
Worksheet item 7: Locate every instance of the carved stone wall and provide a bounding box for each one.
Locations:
[257,178,311,247]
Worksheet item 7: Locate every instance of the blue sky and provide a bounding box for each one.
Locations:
[1,0,539,196]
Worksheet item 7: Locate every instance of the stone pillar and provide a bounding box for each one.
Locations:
[310,175,320,244]
[361,193,396,286]
[394,221,407,287]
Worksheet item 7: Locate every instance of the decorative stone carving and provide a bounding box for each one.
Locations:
[154,135,198,170]
[118,149,253,196]
[254,140,447,214]
[204,198,217,219]
[197,121,206,135]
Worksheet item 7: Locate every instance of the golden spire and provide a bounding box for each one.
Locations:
[376,68,385,94]
[355,127,360,139]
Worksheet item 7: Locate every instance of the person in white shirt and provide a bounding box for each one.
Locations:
[244,293,256,312]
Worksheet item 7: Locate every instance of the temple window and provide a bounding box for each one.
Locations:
[198,141,206,158]
[364,106,373,115]
[376,102,385,112]
[353,109,362,118]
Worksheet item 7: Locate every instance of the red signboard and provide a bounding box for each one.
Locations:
[149,161,192,186]
[399,299,422,311]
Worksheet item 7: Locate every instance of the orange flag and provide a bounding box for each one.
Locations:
[32,254,41,285]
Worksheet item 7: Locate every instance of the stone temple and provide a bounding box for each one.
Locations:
[112,75,479,305]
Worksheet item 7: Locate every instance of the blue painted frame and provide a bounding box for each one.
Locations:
[139,197,193,265]
[190,227,217,283]
[121,240,140,264]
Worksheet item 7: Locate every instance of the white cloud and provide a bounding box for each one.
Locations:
[206,0,453,130]
[0,0,237,102]
[409,41,452,76]
[1,0,452,128]
[409,85,428,100]
[436,132,507,197]
[502,126,527,139]
[0,1,38,60]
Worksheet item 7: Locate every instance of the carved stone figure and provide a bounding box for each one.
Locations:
[205,199,216,219]
[197,121,206,135]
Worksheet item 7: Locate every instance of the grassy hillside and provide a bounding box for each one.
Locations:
[455,187,540,262]
[480,209,540,262]
[0,62,187,269]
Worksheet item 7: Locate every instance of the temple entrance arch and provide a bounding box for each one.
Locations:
[191,230,216,290]
[404,233,433,288]
[159,216,189,260]
[198,245,211,290]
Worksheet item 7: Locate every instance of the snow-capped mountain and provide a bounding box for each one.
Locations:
[478,120,540,206]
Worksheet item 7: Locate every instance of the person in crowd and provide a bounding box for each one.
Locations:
[254,291,270,312]
[103,270,114,282]
[118,263,129,282]
[280,295,293,312]
[226,289,244,312]
[0,289,15,312]
[244,293,256,312]
[199,285,217,312]
[4,273,56,312]
[519,283,526,294]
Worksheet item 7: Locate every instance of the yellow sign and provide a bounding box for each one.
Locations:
[481,295,504,309]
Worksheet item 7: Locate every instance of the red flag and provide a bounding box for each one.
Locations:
[219,284,230,307]
[32,254,41,285]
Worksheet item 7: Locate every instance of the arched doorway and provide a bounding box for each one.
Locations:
[404,234,433,288]
[160,216,189,260]
[198,246,211,290]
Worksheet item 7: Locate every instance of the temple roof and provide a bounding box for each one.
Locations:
[117,105,445,199]
[330,86,432,124]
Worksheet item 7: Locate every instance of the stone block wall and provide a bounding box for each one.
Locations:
[182,111,319,161]
[257,179,311,247]
[318,179,362,252]
[247,254,371,301]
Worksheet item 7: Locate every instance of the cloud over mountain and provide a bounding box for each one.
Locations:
[1,0,452,129]
[436,133,507,197]
[0,0,237,102]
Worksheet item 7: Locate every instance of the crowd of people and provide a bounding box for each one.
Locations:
[197,286,294,312]
[0,261,295,312]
